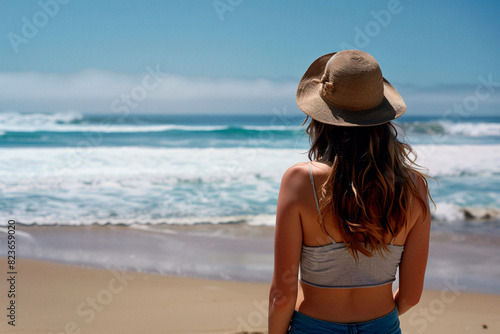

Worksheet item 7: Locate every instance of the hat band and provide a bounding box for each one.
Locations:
[320,81,384,112]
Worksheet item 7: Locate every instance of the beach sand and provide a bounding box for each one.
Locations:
[1,258,499,334]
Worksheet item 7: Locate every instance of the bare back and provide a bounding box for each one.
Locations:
[294,161,426,322]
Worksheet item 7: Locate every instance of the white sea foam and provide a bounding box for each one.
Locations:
[441,121,500,137]
[432,202,500,223]
[414,144,500,177]
[0,147,304,226]
[0,144,496,180]
[0,113,229,133]
[128,214,278,226]
[0,227,34,239]
[0,147,302,180]
[2,124,228,133]
[432,202,465,223]
[3,111,500,139]
[1,145,499,227]
[0,110,83,126]
[241,125,299,131]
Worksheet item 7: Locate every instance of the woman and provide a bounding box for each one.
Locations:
[268,50,433,334]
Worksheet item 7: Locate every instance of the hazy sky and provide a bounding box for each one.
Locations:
[1,0,499,115]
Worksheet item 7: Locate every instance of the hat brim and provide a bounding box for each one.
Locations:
[296,53,406,127]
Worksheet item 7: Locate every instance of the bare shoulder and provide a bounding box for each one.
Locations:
[410,170,430,206]
[281,162,310,182]
[408,170,431,227]
[412,170,428,191]
[279,162,312,204]
[282,161,330,180]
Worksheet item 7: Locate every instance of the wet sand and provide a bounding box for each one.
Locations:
[5,223,500,293]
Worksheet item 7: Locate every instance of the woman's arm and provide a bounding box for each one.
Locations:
[268,165,305,334]
[395,175,432,315]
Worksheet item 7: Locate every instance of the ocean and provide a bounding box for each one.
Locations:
[1,110,500,234]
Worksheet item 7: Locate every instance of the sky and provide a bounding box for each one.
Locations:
[0,0,499,116]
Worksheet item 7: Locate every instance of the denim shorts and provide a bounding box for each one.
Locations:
[288,306,401,334]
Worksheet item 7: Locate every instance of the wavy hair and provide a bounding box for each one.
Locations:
[303,117,433,259]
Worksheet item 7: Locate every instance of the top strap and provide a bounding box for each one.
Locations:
[308,161,336,244]
[390,233,398,245]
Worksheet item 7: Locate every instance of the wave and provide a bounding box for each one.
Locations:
[0,110,84,125]
[440,122,500,137]
[6,204,500,227]
[0,145,498,179]
[413,144,500,177]
[7,214,278,227]
[0,146,499,229]
[241,125,302,131]
[432,202,500,223]
[399,120,500,137]
[2,112,499,139]
[0,111,300,134]
[0,111,228,132]
[0,124,231,133]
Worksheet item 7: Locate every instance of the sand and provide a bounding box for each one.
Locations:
[1,258,499,334]
[7,224,500,294]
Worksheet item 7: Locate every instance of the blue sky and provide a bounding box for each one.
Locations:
[1,0,499,115]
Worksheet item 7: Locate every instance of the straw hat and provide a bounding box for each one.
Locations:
[296,50,406,126]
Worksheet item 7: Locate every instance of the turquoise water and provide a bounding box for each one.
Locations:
[1,111,499,230]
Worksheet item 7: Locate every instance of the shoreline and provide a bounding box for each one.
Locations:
[1,258,499,334]
[2,223,500,294]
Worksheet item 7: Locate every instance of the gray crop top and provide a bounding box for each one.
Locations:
[299,162,404,289]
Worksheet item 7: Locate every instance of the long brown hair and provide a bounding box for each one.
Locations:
[304,116,433,258]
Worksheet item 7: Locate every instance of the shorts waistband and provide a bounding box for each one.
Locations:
[289,307,401,333]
